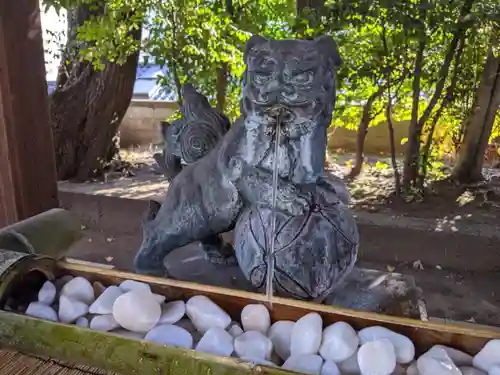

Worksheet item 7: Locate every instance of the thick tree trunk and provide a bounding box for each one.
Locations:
[347,87,384,179]
[50,6,141,181]
[451,50,500,182]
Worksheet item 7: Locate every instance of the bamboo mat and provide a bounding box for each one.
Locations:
[0,349,116,375]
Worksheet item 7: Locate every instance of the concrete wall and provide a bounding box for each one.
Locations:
[119,100,178,148]
[118,99,410,155]
[328,120,410,155]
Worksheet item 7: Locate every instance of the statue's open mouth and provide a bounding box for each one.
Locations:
[264,105,296,123]
[263,105,297,139]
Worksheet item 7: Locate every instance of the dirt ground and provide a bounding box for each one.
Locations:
[59,148,500,223]
[66,228,500,327]
[60,149,500,327]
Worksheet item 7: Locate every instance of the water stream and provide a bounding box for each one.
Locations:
[265,109,283,308]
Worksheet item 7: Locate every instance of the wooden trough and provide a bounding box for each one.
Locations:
[0,210,499,374]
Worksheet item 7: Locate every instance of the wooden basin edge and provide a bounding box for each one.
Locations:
[56,261,500,355]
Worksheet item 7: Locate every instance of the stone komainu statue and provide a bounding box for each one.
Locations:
[136,35,359,301]
[154,83,230,181]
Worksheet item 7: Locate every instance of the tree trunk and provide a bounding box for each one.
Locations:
[451,49,500,182]
[215,0,234,112]
[403,38,425,190]
[420,36,465,186]
[347,87,384,179]
[403,0,473,190]
[381,24,401,195]
[50,6,141,181]
[216,64,228,112]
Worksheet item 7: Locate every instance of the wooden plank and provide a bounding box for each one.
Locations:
[0,0,59,227]
[56,261,500,356]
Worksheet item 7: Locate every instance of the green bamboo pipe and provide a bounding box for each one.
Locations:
[0,209,82,258]
[0,311,293,375]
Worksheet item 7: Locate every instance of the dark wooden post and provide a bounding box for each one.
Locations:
[0,0,59,227]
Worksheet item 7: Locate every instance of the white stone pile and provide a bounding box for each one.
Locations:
[24,276,500,375]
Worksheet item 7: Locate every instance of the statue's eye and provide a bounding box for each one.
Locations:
[292,70,314,84]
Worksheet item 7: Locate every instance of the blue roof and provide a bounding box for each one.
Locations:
[46,61,177,101]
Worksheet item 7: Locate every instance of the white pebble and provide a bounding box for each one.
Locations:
[38,281,56,305]
[240,357,277,367]
[152,293,166,304]
[359,326,415,364]
[158,300,185,324]
[58,295,89,323]
[196,327,234,357]
[145,324,193,348]
[290,312,323,356]
[61,277,94,304]
[25,302,58,322]
[90,315,120,332]
[338,351,361,374]
[429,345,473,366]
[268,320,294,361]
[417,346,461,375]
[228,322,244,338]
[321,360,341,375]
[489,365,500,375]
[186,295,231,334]
[460,366,486,375]
[234,331,273,360]
[112,290,161,332]
[320,321,359,363]
[358,339,396,375]
[119,279,151,293]
[283,354,323,375]
[473,340,500,372]
[75,317,89,328]
[241,304,271,334]
[112,329,145,340]
[89,286,123,315]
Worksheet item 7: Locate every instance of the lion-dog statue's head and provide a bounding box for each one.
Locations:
[239,35,341,184]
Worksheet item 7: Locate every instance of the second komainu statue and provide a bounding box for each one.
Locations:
[135,35,359,301]
[154,83,230,181]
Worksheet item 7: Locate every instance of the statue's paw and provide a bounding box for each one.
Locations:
[201,241,238,266]
[205,251,238,266]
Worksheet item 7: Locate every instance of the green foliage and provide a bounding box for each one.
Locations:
[43,0,295,119]
[42,0,500,186]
